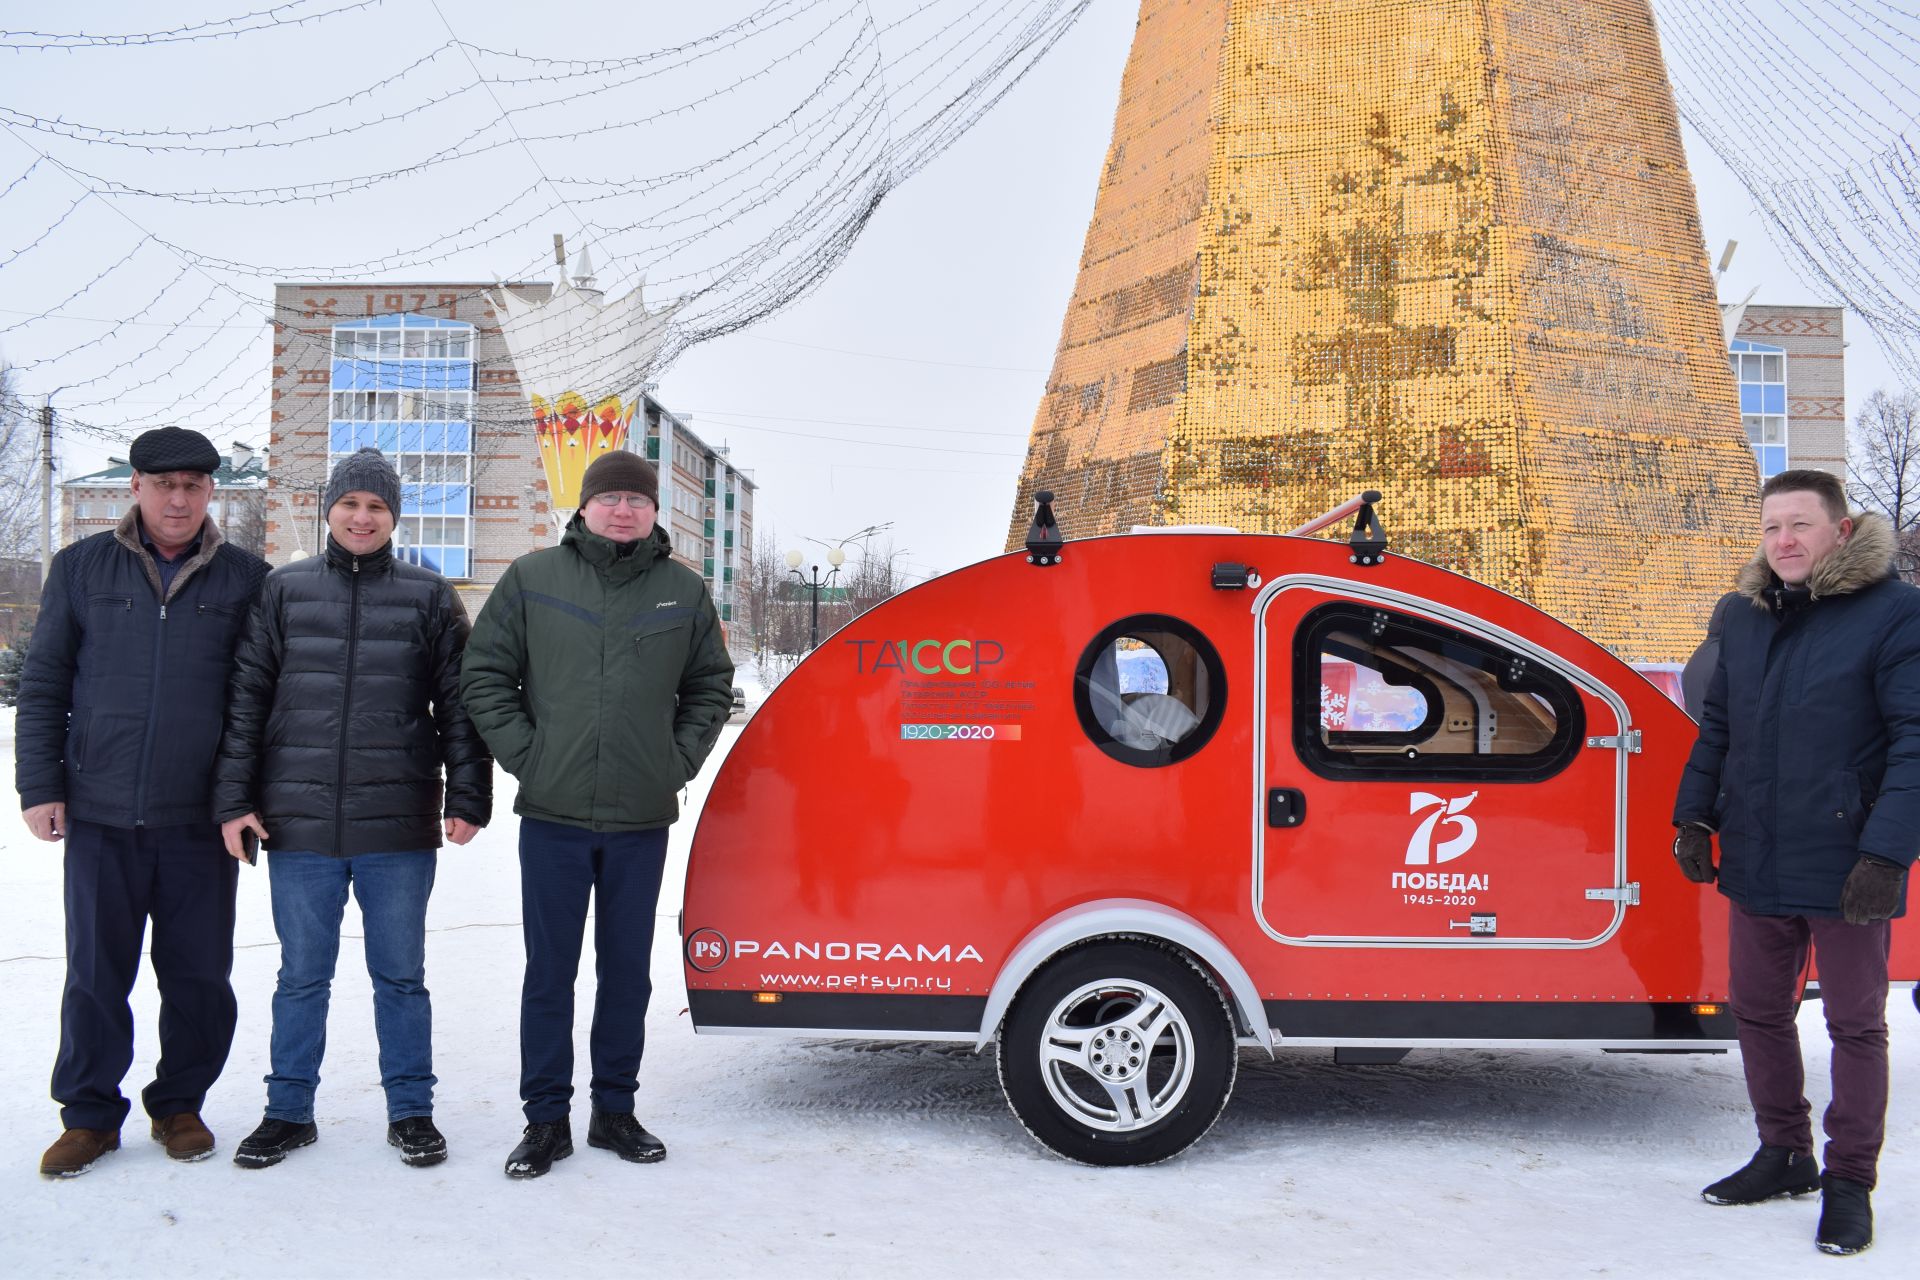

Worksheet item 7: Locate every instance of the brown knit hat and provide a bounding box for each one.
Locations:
[578,450,658,508]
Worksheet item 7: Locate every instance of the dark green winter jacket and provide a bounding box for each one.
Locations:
[460,517,734,831]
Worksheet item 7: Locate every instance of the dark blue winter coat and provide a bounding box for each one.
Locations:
[15,514,268,828]
[1673,513,1920,918]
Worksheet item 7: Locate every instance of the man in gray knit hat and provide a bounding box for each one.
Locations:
[214,446,491,1170]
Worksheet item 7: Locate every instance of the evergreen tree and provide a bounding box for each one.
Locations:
[0,636,27,707]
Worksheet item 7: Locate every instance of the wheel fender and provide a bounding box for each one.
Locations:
[974,899,1271,1054]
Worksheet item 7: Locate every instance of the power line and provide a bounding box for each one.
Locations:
[740,332,1045,373]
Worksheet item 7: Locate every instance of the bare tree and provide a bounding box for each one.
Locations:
[838,536,909,618]
[1848,387,1920,580]
[735,527,912,686]
[0,365,42,645]
[222,489,270,557]
[741,526,796,659]
[0,364,38,564]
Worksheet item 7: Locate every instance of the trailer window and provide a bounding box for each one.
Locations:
[1075,614,1226,767]
[1293,604,1583,782]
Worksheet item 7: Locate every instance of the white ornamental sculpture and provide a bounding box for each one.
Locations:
[495,243,681,515]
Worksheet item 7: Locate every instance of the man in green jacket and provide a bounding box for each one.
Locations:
[460,451,733,1179]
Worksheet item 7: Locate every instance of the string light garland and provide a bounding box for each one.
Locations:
[0,0,1093,451]
[1654,0,1920,385]
[0,1,389,51]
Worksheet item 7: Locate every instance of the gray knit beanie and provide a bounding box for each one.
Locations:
[325,446,402,518]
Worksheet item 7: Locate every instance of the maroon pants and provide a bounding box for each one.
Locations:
[1728,901,1893,1186]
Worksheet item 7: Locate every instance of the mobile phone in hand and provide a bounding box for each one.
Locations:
[241,828,259,866]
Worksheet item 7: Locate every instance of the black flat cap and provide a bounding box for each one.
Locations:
[129,427,220,475]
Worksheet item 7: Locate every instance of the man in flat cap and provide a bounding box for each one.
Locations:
[462,450,733,1179]
[16,426,269,1176]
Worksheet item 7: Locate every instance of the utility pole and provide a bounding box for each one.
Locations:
[39,398,53,583]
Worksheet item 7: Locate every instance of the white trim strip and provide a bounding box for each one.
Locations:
[1249,574,1635,950]
[692,1025,979,1044]
[1272,1036,1736,1051]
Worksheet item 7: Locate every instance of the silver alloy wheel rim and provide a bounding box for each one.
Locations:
[1038,977,1195,1133]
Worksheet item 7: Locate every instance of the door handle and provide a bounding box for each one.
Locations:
[1267,788,1306,828]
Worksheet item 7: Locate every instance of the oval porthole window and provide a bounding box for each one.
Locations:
[1074,614,1227,767]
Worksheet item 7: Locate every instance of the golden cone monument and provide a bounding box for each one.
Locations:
[1007,0,1759,661]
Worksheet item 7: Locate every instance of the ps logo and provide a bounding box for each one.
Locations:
[686,928,730,972]
[1407,792,1479,865]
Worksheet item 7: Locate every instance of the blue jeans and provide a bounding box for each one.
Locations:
[518,818,668,1123]
[264,850,437,1124]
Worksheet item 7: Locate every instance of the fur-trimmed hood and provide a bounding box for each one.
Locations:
[1735,510,1897,607]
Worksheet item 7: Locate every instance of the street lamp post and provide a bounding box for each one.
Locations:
[785,546,845,650]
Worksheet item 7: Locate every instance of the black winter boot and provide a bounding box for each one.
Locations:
[504,1119,572,1179]
[1815,1174,1873,1256]
[387,1116,448,1168]
[587,1108,667,1163]
[233,1118,318,1169]
[1701,1145,1822,1205]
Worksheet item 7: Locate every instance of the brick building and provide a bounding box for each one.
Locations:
[1726,303,1846,483]
[62,445,269,555]
[268,281,753,620]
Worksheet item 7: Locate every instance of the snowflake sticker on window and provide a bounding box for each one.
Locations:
[1320,683,1349,729]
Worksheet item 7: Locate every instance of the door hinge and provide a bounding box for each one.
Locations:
[1585,730,1642,754]
[1585,883,1641,905]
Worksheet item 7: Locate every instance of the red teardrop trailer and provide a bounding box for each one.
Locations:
[681,495,1918,1165]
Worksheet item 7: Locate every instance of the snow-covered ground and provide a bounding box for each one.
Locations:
[1,718,1915,1278]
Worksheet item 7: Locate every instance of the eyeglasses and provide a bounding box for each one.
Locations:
[589,493,656,509]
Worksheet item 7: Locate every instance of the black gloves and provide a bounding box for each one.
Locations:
[1673,825,1717,883]
[1840,855,1907,925]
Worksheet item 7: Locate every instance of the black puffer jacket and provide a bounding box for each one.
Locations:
[211,537,491,855]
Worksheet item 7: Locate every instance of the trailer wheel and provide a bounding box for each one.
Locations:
[997,942,1237,1166]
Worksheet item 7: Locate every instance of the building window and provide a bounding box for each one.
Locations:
[329,314,476,578]
[74,503,90,519]
[1730,339,1788,479]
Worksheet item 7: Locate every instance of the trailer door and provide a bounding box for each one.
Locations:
[1254,580,1634,949]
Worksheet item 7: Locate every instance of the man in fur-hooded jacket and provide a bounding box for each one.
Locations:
[1673,468,1919,1257]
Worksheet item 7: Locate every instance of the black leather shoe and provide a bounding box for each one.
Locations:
[233,1118,318,1169]
[387,1116,448,1168]
[1702,1145,1821,1205]
[587,1108,667,1163]
[504,1119,572,1179]
[1816,1174,1873,1256]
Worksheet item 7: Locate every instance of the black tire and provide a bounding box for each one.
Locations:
[997,941,1237,1166]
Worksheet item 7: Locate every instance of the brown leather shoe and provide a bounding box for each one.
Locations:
[40,1128,120,1178]
[150,1113,216,1162]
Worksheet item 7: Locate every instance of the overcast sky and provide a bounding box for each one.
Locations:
[0,1,1897,581]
